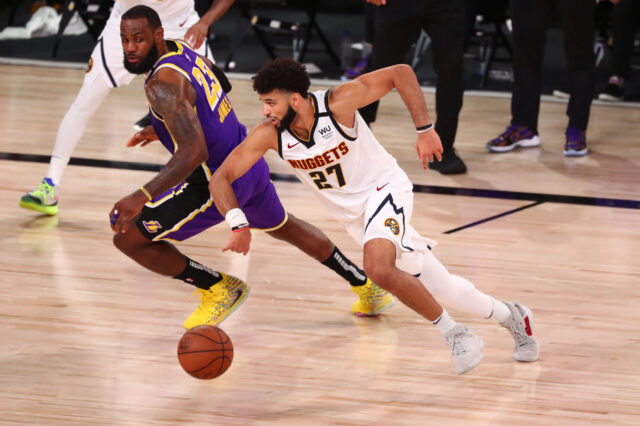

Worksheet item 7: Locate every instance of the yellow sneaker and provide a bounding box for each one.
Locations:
[351,279,397,317]
[183,273,250,329]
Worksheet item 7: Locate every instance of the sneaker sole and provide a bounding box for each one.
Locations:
[564,148,588,157]
[598,94,623,102]
[19,199,58,215]
[486,135,540,153]
[353,297,398,317]
[552,90,570,99]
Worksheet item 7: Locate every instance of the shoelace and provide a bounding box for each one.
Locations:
[33,184,52,198]
[500,125,519,139]
[446,329,471,357]
[361,284,386,304]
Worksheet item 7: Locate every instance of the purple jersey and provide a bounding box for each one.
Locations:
[135,40,286,242]
[145,39,248,174]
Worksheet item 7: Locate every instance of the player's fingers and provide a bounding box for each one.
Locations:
[126,136,140,147]
[435,150,443,162]
[193,34,204,50]
[116,217,123,234]
[139,139,152,147]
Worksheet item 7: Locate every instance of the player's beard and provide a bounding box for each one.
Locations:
[124,42,159,75]
[276,105,296,133]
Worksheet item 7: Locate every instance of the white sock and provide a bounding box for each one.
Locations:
[47,75,112,186]
[487,298,511,324]
[433,308,456,335]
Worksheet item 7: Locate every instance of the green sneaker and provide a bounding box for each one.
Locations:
[19,178,59,215]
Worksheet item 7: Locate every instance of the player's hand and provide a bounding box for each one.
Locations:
[185,21,208,50]
[366,0,387,6]
[109,190,148,234]
[127,125,159,147]
[415,130,443,171]
[222,228,252,255]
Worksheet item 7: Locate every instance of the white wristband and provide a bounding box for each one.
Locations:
[225,208,249,231]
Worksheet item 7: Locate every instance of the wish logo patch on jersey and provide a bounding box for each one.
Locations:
[384,218,400,235]
[143,220,163,233]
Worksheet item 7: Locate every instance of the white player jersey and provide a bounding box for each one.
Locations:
[116,0,194,20]
[278,89,413,222]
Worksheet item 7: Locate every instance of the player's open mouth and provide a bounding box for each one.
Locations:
[127,56,140,64]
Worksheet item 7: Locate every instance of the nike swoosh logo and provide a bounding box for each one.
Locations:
[179,18,188,27]
[376,183,389,191]
[287,142,300,149]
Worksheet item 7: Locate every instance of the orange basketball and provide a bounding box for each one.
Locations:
[177,325,234,379]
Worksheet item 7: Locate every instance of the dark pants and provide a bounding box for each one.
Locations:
[359,0,464,154]
[611,0,640,78]
[511,0,595,132]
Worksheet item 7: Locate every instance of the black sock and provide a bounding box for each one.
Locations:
[173,257,223,289]
[321,247,367,286]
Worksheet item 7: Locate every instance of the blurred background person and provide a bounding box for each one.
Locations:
[18,0,235,216]
[598,0,640,102]
[486,0,595,157]
[358,0,468,175]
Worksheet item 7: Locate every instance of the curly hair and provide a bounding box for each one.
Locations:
[252,58,310,98]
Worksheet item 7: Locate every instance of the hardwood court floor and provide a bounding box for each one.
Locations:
[1,65,639,424]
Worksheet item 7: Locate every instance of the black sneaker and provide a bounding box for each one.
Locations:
[133,113,152,131]
[598,83,623,102]
[429,150,467,175]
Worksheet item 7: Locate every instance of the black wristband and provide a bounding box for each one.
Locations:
[231,223,250,233]
[416,123,433,133]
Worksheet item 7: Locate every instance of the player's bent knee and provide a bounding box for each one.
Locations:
[112,227,146,256]
[112,232,130,254]
[363,263,396,292]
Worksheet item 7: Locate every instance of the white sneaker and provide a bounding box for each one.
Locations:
[501,302,540,362]
[443,324,484,375]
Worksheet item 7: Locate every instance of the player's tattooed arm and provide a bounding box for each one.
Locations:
[142,72,208,198]
[109,73,207,234]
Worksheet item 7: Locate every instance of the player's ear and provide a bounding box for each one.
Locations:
[290,92,302,108]
[154,26,164,45]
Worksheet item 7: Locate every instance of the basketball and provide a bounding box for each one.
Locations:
[177,325,234,379]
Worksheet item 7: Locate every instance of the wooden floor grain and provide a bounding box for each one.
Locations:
[1,65,639,425]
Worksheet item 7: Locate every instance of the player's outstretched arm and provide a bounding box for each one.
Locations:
[209,121,278,254]
[331,64,443,170]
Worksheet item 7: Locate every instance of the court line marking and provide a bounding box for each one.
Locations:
[443,201,544,234]
[2,152,638,211]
